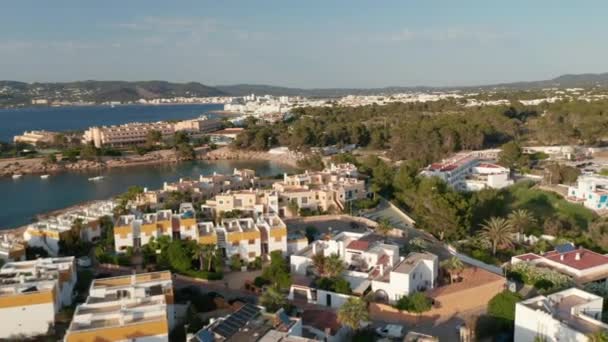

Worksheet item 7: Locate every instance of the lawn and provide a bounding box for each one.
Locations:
[503,181,596,230]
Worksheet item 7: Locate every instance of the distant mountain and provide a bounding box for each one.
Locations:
[0,80,227,107]
[2,72,608,108]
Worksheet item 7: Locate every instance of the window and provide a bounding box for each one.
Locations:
[232,241,239,247]
[248,252,256,258]
[249,239,255,245]
[275,237,282,242]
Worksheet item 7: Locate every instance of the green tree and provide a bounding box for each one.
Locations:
[176,143,195,160]
[324,254,345,278]
[375,218,392,241]
[440,256,464,284]
[146,130,163,146]
[80,143,99,161]
[498,141,528,170]
[487,291,521,328]
[508,209,536,235]
[174,131,190,145]
[167,240,192,272]
[261,251,291,291]
[44,153,57,164]
[337,297,369,331]
[478,217,514,256]
[260,286,287,312]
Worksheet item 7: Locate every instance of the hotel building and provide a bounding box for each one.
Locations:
[82,116,222,148]
[420,152,513,191]
[0,257,77,339]
[65,271,175,342]
[216,215,287,262]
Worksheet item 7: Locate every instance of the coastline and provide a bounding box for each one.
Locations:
[0,146,299,178]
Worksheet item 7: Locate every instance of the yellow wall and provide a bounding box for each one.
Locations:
[113,225,132,238]
[198,235,218,245]
[227,230,260,243]
[65,319,168,342]
[140,223,158,236]
[269,227,287,239]
[0,288,55,309]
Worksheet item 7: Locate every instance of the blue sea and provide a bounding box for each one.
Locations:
[0,103,223,142]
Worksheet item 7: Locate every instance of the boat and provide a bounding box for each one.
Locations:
[40,174,50,179]
[12,174,22,179]
[88,176,104,181]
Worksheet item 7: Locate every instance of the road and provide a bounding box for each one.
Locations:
[363,198,451,259]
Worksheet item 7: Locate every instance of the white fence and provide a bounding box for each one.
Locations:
[446,244,504,276]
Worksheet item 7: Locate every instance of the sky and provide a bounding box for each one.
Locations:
[1,1,607,88]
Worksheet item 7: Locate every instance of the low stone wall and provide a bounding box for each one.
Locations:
[370,268,506,323]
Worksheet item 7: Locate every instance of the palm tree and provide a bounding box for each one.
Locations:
[376,218,392,241]
[337,297,369,331]
[478,217,514,256]
[196,244,217,272]
[311,253,327,276]
[508,209,536,236]
[324,254,345,278]
[440,256,464,284]
[260,286,287,312]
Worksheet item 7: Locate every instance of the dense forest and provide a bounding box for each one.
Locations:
[234,99,608,165]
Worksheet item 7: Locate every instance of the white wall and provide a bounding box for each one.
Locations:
[290,255,311,275]
[316,289,353,309]
[514,303,586,342]
[0,302,56,339]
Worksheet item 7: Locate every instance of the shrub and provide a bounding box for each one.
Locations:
[230,255,243,271]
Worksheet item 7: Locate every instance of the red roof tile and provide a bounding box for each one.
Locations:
[346,240,370,251]
[543,248,608,271]
[514,253,541,262]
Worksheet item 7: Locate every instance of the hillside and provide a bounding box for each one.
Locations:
[3,72,608,107]
[0,80,227,107]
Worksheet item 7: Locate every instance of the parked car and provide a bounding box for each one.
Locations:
[375,324,404,338]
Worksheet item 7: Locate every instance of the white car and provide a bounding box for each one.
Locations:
[375,324,404,338]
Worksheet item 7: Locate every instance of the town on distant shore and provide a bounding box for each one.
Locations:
[2,84,608,342]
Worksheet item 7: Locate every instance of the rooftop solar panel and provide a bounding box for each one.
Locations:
[212,304,261,338]
[555,243,575,254]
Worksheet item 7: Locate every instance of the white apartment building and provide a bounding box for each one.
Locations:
[289,232,435,306]
[273,163,368,214]
[65,271,175,342]
[0,257,77,339]
[24,200,115,256]
[567,175,608,211]
[371,252,438,303]
[114,210,173,252]
[82,116,222,148]
[420,152,513,191]
[216,217,262,262]
[514,288,608,342]
[512,243,608,286]
[137,168,257,206]
[201,189,279,219]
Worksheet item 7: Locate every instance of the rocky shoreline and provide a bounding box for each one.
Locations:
[0,146,299,178]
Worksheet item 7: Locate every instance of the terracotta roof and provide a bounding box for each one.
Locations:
[543,248,608,271]
[427,266,504,297]
[346,240,370,251]
[302,310,340,335]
